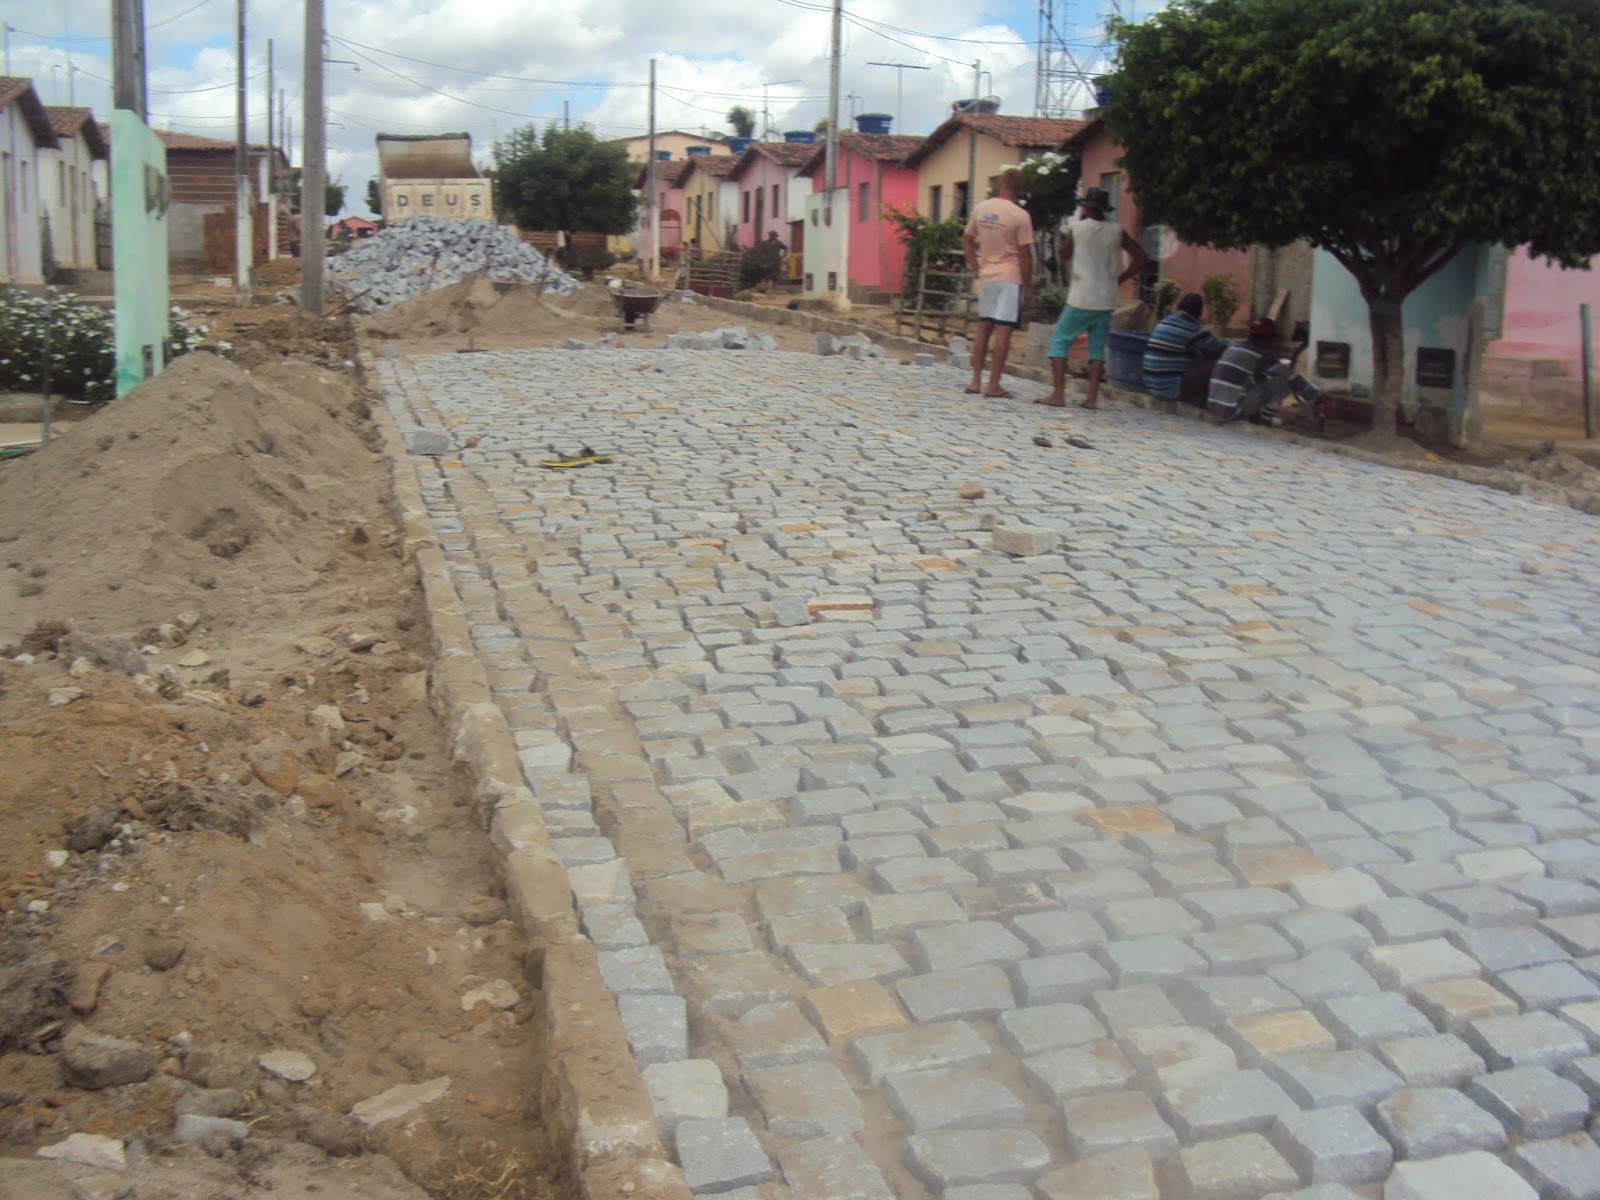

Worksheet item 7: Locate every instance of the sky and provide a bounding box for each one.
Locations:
[5,0,1125,217]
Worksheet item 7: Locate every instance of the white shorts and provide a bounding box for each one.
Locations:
[976,281,1022,328]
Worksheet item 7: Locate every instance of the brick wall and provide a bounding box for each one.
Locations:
[168,151,261,208]
[202,204,270,272]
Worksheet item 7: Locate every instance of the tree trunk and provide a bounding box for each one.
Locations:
[1368,304,1405,433]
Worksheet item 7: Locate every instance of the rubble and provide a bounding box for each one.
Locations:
[660,327,777,352]
[326,217,579,313]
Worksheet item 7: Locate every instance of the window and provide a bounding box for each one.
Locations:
[742,190,750,222]
[59,162,67,204]
[19,161,27,212]
[930,185,942,222]
[771,184,779,218]
[858,182,870,223]
[953,180,970,218]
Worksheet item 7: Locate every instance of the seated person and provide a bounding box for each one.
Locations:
[1143,291,1225,403]
[1207,317,1321,425]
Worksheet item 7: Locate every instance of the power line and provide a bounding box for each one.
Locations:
[328,33,639,89]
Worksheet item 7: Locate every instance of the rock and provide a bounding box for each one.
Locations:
[258,1050,317,1082]
[297,775,345,809]
[144,938,186,972]
[992,525,1060,557]
[245,739,299,796]
[349,1076,451,1126]
[157,622,187,646]
[67,962,112,1014]
[292,1107,366,1156]
[334,750,363,778]
[174,1113,249,1144]
[815,333,837,356]
[64,805,120,853]
[60,1031,157,1090]
[958,483,986,500]
[460,979,519,1012]
[68,657,93,677]
[345,631,381,651]
[294,636,338,658]
[912,353,936,367]
[36,1132,126,1172]
[48,687,84,706]
[175,610,201,632]
[462,895,507,926]
[404,429,451,456]
[307,705,346,739]
[42,850,68,870]
[175,1087,247,1118]
[176,649,212,668]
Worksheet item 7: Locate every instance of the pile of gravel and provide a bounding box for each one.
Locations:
[326,216,579,312]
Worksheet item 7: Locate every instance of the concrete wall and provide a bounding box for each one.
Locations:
[1308,245,1488,415]
[1249,243,1315,334]
[0,104,46,284]
[814,152,917,295]
[915,134,1013,223]
[615,132,729,163]
[39,133,101,270]
[1490,247,1600,375]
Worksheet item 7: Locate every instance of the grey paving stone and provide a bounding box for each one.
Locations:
[1362,938,1481,988]
[675,1117,772,1193]
[616,993,690,1065]
[1102,896,1204,939]
[883,1068,1027,1132]
[1375,1033,1487,1087]
[1319,993,1435,1049]
[1357,897,1458,942]
[1268,1106,1392,1186]
[727,1001,827,1070]
[1089,983,1185,1034]
[1011,952,1112,1005]
[1544,914,1600,956]
[872,856,979,893]
[775,1135,894,1200]
[746,1060,863,1140]
[1263,1050,1403,1112]
[1163,1068,1302,1140]
[945,1188,1032,1200]
[1464,1066,1590,1138]
[1509,1133,1600,1200]
[862,890,965,938]
[1290,867,1387,913]
[1451,925,1569,972]
[1099,934,1209,983]
[1262,1188,1366,1200]
[1372,1087,1508,1158]
[996,1002,1106,1056]
[1050,866,1152,906]
[1277,910,1375,955]
[1122,1025,1238,1091]
[1010,908,1103,954]
[1465,1011,1592,1070]
[1270,950,1380,1004]
[644,1059,729,1139]
[1429,884,1538,928]
[1175,975,1301,1025]
[905,1128,1051,1188]
[597,944,677,994]
[1021,1040,1137,1104]
[1062,1089,1178,1160]
[1175,1132,1300,1200]
[787,941,910,987]
[896,965,1015,1021]
[1496,961,1600,1010]
[1190,923,1299,973]
[1385,1151,1538,1200]
[851,1020,991,1083]
[912,920,1029,972]
[1506,876,1600,918]
[1034,1146,1158,1200]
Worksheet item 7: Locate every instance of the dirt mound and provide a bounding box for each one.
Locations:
[0,352,377,643]
[1507,438,1600,487]
[231,309,354,372]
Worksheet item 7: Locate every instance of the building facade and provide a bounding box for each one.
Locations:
[904,113,1079,224]
[800,132,923,299]
[0,78,58,284]
[610,130,729,163]
[680,154,740,254]
[41,106,107,272]
[730,141,815,252]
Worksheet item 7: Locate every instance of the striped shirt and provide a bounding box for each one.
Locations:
[1207,342,1319,422]
[1142,312,1224,400]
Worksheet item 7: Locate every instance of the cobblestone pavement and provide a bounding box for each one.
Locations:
[377,346,1600,1200]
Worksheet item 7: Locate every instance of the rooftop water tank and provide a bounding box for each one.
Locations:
[952,97,1002,115]
[855,113,893,134]
[728,136,753,154]
[783,130,817,144]
[654,149,672,160]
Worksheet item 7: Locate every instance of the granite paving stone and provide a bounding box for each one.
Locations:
[1509,1133,1600,1200]
[905,1128,1052,1188]
[883,1068,1027,1131]
[1385,1151,1539,1200]
[1463,1065,1590,1138]
[1175,1132,1300,1199]
[1372,1086,1509,1158]
[1268,1105,1393,1186]
[1465,1010,1592,1069]
[1061,1089,1178,1160]
[1375,1033,1487,1087]
[1163,1068,1302,1140]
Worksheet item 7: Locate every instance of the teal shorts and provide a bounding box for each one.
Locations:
[1049,304,1113,362]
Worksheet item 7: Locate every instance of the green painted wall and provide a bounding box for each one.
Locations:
[111,112,171,398]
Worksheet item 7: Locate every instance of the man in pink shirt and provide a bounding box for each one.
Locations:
[961,168,1033,399]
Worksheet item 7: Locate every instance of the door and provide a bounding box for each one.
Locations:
[755,185,765,242]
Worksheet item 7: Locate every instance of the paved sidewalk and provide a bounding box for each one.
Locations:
[377,346,1600,1200]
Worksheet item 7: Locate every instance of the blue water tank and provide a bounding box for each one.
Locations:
[1093,83,1114,108]
[686,146,711,156]
[728,137,753,154]
[953,97,1002,115]
[855,113,893,134]
[784,130,817,144]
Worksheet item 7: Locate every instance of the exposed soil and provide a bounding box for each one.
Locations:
[0,315,570,1199]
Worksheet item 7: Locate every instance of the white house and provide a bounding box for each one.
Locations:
[41,106,107,272]
[0,77,58,284]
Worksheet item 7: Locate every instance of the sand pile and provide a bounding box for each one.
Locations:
[0,352,379,642]
[363,273,617,343]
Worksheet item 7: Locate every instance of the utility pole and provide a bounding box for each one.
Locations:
[111,0,147,118]
[265,40,274,192]
[302,0,325,312]
[966,59,979,218]
[3,24,9,75]
[563,100,570,131]
[646,57,657,282]
[234,0,251,305]
[868,61,930,131]
[823,0,841,212]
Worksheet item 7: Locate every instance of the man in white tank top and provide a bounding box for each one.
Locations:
[1041,187,1149,409]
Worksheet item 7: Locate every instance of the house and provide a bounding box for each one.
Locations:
[902,112,1080,223]
[152,129,284,267]
[680,153,741,254]
[1485,248,1600,406]
[729,139,816,252]
[634,158,694,263]
[610,130,729,163]
[798,130,924,300]
[41,106,107,272]
[1059,117,1250,310]
[328,214,378,239]
[0,77,59,284]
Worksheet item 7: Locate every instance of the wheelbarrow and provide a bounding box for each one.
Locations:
[612,286,662,333]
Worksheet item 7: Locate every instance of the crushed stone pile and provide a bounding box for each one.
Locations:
[326,216,578,312]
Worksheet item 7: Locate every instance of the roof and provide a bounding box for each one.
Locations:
[610,129,728,145]
[797,132,925,177]
[0,78,60,148]
[44,106,107,158]
[154,129,272,153]
[683,155,741,183]
[1059,117,1105,151]
[633,158,696,190]
[730,140,819,180]
[902,113,1084,168]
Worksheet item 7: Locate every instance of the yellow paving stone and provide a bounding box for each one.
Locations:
[439,459,462,469]
[1227,584,1278,596]
[914,558,962,571]
[780,523,824,533]
[1229,1009,1338,1058]
[1248,531,1285,542]
[1406,599,1448,616]
[1482,599,1526,612]
[1234,844,1328,887]
[1397,505,1435,515]
[1225,621,1274,635]
[802,980,906,1042]
[807,595,876,614]
[1085,806,1174,837]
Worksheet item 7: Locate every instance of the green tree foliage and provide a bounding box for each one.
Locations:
[726,106,757,138]
[1108,0,1600,429]
[886,207,967,305]
[365,177,382,218]
[491,124,639,234]
[325,180,346,218]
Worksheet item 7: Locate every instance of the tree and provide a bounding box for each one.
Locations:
[365,177,382,219]
[491,124,638,233]
[726,106,756,139]
[1107,0,1600,430]
[813,117,831,136]
[325,180,346,219]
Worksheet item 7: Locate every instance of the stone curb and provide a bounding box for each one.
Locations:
[368,389,691,1200]
[689,296,1600,516]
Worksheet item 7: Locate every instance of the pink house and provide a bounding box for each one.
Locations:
[799,132,924,299]
[1061,118,1250,309]
[1490,247,1600,377]
[730,141,815,251]
[634,159,692,258]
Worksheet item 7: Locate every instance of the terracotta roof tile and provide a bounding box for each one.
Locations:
[902,113,1084,168]
[44,106,108,157]
[685,155,740,180]
[798,132,925,176]
[633,158,696,189]
[0,77,59,147]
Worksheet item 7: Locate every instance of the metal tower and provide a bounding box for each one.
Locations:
[1035,0,1124,117]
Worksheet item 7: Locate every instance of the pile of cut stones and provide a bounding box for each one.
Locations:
[327,216,580,312]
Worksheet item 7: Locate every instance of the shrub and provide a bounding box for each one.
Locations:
[886,207,966,308]
[563,243,616,280]
[740,240,783,291]
[1032,284,1069,322]
[0,288,211,404]
[1200,274,1240,332]
[1151,279,1182,323]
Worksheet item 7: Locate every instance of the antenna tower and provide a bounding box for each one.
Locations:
[1036,0,1126,117]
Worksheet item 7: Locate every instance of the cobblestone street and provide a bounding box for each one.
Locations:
[378,345,1600,1200]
